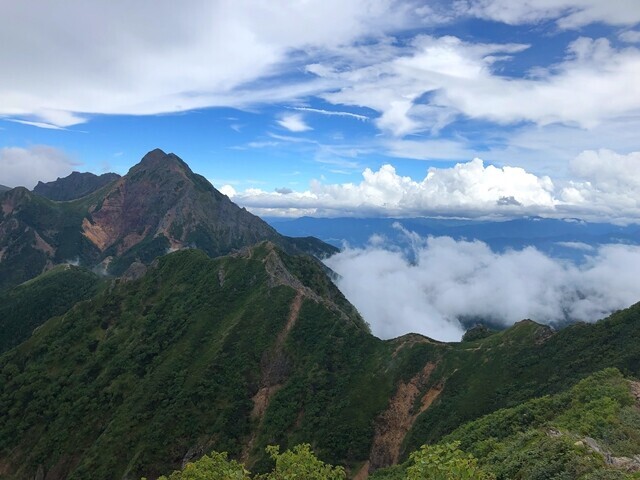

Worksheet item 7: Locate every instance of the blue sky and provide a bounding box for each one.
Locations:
[1,0,640,221]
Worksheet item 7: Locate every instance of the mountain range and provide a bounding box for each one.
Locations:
[1,149,640,479]
[268,216,640,262]
[0,148,333,291]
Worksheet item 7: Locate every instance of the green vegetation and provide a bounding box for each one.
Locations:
[403,309,640,458]
[152,451,250,480]
[405,442,493,480]
[0,187,101,291]
[0,264,102,353]
[0,245,420,479]
[374,369,640,480]
[149,444,344,480]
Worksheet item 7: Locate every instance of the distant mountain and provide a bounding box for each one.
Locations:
[33,171,121,201]
[268,216,640,261]
[0,184,10,193]
[1,241,640,478]
[0,148,335,290]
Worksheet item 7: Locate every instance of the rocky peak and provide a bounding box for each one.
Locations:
[130,149,190,177]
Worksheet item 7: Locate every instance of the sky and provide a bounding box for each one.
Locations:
[1,0,640,222]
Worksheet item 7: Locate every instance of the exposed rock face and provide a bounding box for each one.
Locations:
[81,149,283,260]
[368,362,443,472]
[34,171,120,201]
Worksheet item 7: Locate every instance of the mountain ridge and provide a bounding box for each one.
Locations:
[0,149,336,290]
[33,171,121,201]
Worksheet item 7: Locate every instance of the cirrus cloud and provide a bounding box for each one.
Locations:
[310,35,640,136]
[457,0,640,29]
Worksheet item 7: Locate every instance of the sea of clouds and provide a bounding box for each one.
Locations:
[324,228,640,342]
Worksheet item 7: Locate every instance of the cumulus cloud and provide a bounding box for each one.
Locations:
[310,35,640,135]
[560,149,640,219]
[0,146,78,189]
[458,0,640,29]
[325,234,640,341]
[227,158,557,217]
[277,113,312,132]
[228,149,640,222]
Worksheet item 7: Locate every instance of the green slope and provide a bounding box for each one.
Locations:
[0,187,103,291]
[0,264,103,354]
[0,244,416,479]
[402,306,640,459]
[374,368,640,479]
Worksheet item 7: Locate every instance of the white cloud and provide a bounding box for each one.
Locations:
[474,116,640,180]
[559,149,640,219]
[0,146,78,189]
[310,35,640,135]
[570,149,640,189]
[325,235,640,341]
[0,0,424,127]
[277,113,312,132]
[555,241,595,251]
[219,184,237,197]
[458,0,640,29]
[228,158,557,217]
[6,119,69,131]
[620,30,640,43]
[226,150,640,222]
[292,107,369,121]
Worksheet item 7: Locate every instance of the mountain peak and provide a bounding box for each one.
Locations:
[131,148,192,179]
[141,147,168,162]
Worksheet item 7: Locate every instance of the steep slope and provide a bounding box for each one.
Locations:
[0,244,409,480]
[0,186,99,291]
[0,149,335,290]
[33,171,121,201]
[0,264,102,354]
[373,368,640,479]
